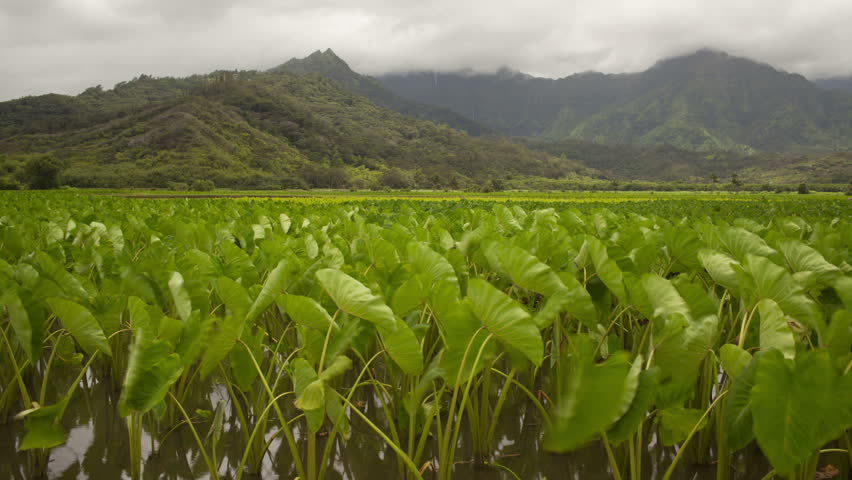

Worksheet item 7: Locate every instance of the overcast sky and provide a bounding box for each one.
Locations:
[2,0,851,101]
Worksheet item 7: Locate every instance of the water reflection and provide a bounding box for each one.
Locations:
[0,375,820,479]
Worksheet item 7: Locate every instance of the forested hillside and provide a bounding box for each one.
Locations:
[0,70,590,189]
[381,50,852,154]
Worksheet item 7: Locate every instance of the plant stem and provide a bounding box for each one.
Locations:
[335,391,424,480]
[167,392,219,480]
[662,391,728,480]
[601,430,624,480]
[0,324,31,407]
[238,339,306,480]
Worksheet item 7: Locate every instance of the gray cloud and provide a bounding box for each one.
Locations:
[1,0,850,100]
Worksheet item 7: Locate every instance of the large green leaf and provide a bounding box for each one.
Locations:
[544,337,632,452]
[119,339,183,416]
[642,274,691,321]
[607,367,660,445]
[2,290,43,363]
[216,276,252,320]
[17,398,70,450]
[719,343,752,380]
[245,260,289,323]
[168,272,192,322]
[724,352,761,450]
[751,349,833,474]
[778,240,840,286]
[663,226,703,271]
[315,269,396,332]
[740,255,823,337]
[652,313,718,383]
[658,407,706,445]
[391,273,428,315]
[825,311,851,366]
[717,227,777,263]
[119,298,183,415]
[379,317,424,375]
[292,358,325,432]
[229,328,264,391]
[585,237,627,301]
[199,313,243,378]
[757,299,796,359]
[317,355,353,382]
[483,240,563,297]
[406,242,459,297]
[46,297,111,357]
[437,299,496,387]
[698,249,741,292]
[34,251,90,300]
[280,294,336,333]
[467,278,542,366]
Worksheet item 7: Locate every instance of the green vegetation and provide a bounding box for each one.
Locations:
[0,70,588,190]
[271,49,491,136]
[0,192,850,479]
[525,139,852,184]
[381,50,852,154]
[1,49,849,190]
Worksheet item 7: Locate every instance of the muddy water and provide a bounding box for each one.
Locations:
[0,374,844,479]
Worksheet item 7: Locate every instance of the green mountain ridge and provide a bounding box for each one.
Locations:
[0,69,589,189]
[380,49,852,154]
[270,49,491,136]
[1,49,849,189]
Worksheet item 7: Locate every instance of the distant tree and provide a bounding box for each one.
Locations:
[379,168,411,189]
[190,179,215,191]
[730,173,742,188]
[20,154,62,189]
[797,183,810,194]
[490,178,505,192]
[710,173,719,184]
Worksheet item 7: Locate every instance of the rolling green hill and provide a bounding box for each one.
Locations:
[0,70,589,189]
[380,50,852,154]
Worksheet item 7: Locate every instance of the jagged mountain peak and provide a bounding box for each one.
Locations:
[269,48,355,81]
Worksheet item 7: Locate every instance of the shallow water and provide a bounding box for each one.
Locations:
[1,370,847,479]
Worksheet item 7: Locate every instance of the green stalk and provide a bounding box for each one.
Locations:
[238,339,306,479]
[235,391,293,480]
[485,368,515,446]
[444,333,494,480]
[334,391,424,480]
[306,310,339,480]
[127,412,142,480]
[737,304,760,349]
[167,392,219,480]
[628,435,638,480]
[662,391,728,480]
[841,430,852,470]
[38,332,63,405]
[601,430,624,480]
[318,351,384,480]
[489,368,551,428]
[0,324,31,407]
[437,327,487,480]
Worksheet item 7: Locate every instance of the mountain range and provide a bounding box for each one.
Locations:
[380,49,852,154]
[0,48,850,189]
[0,67,582,189]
